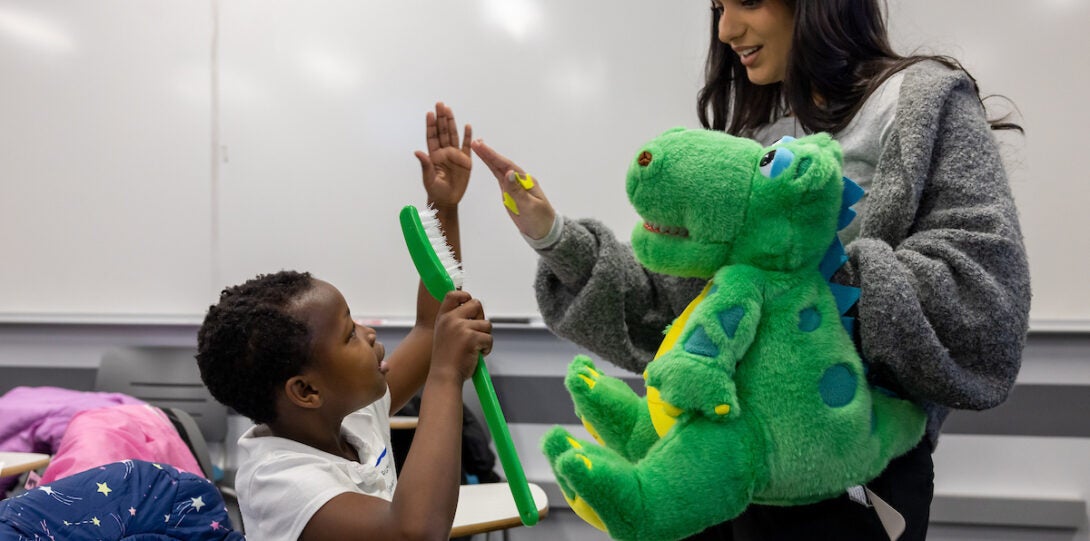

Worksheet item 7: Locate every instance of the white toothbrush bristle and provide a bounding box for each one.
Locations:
[420,205,464,288]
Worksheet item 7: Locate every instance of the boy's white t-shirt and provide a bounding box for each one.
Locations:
[235,389,397,541]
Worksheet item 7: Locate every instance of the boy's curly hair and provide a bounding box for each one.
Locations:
[196,270,316,424]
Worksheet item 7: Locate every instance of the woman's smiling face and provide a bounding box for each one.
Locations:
[713,0,795,85]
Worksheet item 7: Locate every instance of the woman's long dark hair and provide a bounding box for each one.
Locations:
[697,0,1021,136]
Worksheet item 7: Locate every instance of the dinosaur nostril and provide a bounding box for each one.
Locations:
[638,150,653,167]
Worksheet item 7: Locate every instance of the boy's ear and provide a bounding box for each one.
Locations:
[284,374,323,409]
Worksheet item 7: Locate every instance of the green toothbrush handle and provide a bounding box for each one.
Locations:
[471,353,539,526]
[397,205,536,525]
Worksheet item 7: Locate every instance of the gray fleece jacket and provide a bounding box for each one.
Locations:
[532,62,1031,448]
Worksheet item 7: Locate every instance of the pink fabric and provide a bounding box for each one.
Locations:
[0,386,145,455]
[40,404,203,484]
[0,386,144,493]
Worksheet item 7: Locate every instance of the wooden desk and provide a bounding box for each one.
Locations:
[451,482,549,538]
[0,452,50,478]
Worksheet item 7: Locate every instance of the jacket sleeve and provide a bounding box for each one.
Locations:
[846,65,1031,411]
[533,217,707,374]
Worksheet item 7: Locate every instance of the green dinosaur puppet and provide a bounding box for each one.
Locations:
[542,128,927,541]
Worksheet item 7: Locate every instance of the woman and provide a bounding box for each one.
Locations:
[471,1,1030,538]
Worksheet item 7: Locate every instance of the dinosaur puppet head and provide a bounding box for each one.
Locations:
[627,128,845,278]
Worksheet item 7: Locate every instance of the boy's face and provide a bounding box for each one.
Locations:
[293,279,388,414]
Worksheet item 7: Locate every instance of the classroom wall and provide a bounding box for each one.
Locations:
[2,1,1088,538]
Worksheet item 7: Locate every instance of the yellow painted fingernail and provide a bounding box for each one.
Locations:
[715,404,731,415]
[578,374,597,389]
[503,192,520,215]
[566,437,583,449]
[515,172,535,190]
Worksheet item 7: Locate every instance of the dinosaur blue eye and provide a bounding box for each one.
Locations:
[758,147,795,179]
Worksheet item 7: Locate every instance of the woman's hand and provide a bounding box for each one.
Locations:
[416,102,472,210]
[470,139,556,240]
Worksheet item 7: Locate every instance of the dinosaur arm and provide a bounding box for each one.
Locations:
[645,265,764,420]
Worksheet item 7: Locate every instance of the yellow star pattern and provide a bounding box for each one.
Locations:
[96,482,111,496]
[92,517,101,527]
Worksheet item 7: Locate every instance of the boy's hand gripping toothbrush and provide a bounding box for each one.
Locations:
[399,204,539,526]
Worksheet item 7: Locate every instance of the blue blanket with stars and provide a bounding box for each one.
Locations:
[0,459,244,540]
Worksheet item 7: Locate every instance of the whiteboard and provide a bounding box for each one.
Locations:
[887,0,1090,329]
[0,1,214,321]
[0,0,1086,328]
[215,0,708,319]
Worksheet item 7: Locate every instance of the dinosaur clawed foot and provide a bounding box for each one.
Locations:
[542,426,643,538]
[565,355,647,453]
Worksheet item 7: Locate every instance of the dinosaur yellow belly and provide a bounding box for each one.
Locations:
[646,281,712,436]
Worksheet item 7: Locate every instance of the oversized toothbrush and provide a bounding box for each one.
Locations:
[399,204,539,527]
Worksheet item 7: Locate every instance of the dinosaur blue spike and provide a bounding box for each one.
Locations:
[821,175,865,334]
[836,177,864,231]
[842,176,864,207]
[837,207,857,231]
[841,316,855,337]
[819,237,848,281]
[828,283,862,316]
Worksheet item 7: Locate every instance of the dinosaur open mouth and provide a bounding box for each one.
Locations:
[643,221,690,237]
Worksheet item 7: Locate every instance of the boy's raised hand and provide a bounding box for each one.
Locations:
[470,139,556,241]
[431,290,493,382]
[415,102,472,209]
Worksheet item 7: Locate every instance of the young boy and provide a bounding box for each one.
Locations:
[196,103,490,541]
